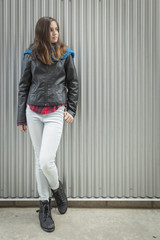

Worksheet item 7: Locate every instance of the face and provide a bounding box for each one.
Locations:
[50,21,59,43]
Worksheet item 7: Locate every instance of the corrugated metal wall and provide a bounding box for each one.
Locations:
[0,0,160,199]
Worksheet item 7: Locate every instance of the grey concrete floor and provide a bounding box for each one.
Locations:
[0,207,160,240]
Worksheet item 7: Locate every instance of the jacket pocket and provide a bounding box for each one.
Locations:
[49,85,67,103]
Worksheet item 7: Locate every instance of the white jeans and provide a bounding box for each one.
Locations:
[26,104,65,201]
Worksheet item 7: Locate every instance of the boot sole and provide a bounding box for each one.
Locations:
[40,225,55,232]
[54,200,68,214]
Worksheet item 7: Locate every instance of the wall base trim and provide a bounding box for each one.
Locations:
[0,197,160,201]
[0,198,160,208]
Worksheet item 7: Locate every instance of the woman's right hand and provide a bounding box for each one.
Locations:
[18,125,27,132]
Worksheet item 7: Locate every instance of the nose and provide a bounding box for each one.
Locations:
[53,29,56,35]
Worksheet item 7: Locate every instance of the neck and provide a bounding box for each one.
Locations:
[52,42,57,48]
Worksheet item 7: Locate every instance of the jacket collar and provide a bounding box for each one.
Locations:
[23,46,75,61]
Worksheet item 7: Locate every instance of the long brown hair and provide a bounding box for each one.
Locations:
[28,17,67,64]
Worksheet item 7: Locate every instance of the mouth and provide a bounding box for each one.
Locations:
[51,36,58,43]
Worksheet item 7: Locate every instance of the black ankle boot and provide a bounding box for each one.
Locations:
[51,180,68,214]
[37,198,55,232]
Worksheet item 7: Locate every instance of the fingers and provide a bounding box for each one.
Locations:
[23,125,27,132]
[64,112,74,124]
[18,125,27,132]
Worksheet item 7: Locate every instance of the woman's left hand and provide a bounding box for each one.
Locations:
[64,111,74,124]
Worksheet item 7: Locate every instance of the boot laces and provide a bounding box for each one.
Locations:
[54,188,66,205]
[36,201,52,220]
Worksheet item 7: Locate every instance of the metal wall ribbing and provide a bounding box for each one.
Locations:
[0,0,160,199]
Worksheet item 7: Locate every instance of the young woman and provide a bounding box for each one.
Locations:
[17,17,78,232]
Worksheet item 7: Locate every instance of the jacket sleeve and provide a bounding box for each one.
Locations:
[17,54,32,124]
[64,54,79,118]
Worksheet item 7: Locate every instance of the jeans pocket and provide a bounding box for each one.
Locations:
[58,105,65,111]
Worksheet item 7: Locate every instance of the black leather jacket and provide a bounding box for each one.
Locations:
[17,52,78,124]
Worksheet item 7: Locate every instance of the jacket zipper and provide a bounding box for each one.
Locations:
[44,65,49,106]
